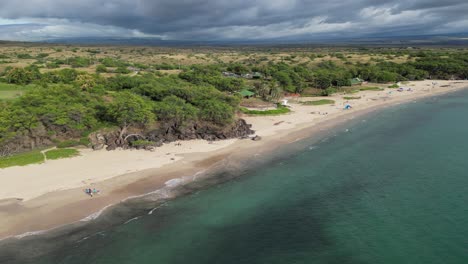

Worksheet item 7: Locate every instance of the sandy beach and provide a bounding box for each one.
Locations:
[1,80,467,240]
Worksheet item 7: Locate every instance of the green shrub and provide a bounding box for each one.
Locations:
[321,88,337,96]
[388,84,399,88]
[17,53,33,59]
[79,137,90,146]
[36,53,49,59]
[57,140,80,148]
[96,64,107,73]
[131,140,154,147]
[46,62,60,69]
[343,96,361,100]
[115,67,130,74]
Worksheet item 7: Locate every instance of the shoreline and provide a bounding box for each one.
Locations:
[1,80,468,240]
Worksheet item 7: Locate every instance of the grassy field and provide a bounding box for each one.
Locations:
[45,148,79,160]
[240,106,291,115]
[343,96,361,100]
[0,44,417,77]
[0,148,80,168]
[359,86,384,91]
[344,89,360,94]
[301,99,335,105]
[0,150,44,168]
[0,83,35,100]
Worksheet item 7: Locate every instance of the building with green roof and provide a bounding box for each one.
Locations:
[238,89,255,98]
[350,78,363,86]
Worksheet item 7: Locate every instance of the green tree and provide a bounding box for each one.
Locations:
[75,74,97,90]
[96,64,107,73]
[155,96,198,127]
[106,91,155,142]
[197,99,234,125]
[5,67,33,84]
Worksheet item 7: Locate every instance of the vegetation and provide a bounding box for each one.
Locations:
[343,96,361,100]
[240,105,291,115]
[45,148,79,160]
[0,149,44,168]
[0,83,36,100]
[131,140,155,147]
[359,86,384,91]
[56,140,82,148]
[1,45,468,156]
[301,99,335,105]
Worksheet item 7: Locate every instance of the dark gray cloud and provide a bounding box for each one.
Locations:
[0,0,467,41]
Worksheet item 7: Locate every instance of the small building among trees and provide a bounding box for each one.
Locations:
[350,78,364,86]
[238,89,255,98]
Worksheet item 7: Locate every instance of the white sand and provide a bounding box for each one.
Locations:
[0,139,236,201]
[244,80,468,137]
[1,80,467,202]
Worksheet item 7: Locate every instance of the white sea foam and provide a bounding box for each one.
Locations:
[4,169,209,241]
[14,230,48,239]
[124,216,141,225]
[76,235,91,243]
[165,178,184,188]
[76,231,106,244]
[80,204,114,222]
[12,225,62,240]
[148,204,166,215]
[191,169,207,181]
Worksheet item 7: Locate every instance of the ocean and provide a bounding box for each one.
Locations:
[1,90,468,264]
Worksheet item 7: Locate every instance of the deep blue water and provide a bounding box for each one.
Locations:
[2,90,468,264]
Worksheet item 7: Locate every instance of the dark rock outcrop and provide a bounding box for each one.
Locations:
[251,135,262,141]
[146,119,254,144]
[90,133,106,150]
[4,119,254,155]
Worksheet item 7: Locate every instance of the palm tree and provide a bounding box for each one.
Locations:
[268,83,283,103]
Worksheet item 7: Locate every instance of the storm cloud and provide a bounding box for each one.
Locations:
[0,0,467,41]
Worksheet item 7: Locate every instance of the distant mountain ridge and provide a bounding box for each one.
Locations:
[1,33,468,47]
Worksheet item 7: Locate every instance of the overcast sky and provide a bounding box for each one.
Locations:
[0,0,467,41]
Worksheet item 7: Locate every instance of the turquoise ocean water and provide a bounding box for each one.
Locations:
[1,90,468,263]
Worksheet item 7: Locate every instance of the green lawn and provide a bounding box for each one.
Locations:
[343,96,361,100]
[359,86,384,91]
[45,148,80,160]
[0,148,80,169]
[344,90,360,94]
[0,150,44,168]
[240,106,291,115]
[301,99,335,105]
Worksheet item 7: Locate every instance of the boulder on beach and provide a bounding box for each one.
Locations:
[252,135,262,141]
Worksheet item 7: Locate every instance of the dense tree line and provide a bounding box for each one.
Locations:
[1,49,468,155]
[0,70,242,155]
[176,52,468,94]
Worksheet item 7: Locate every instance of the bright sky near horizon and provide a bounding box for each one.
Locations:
[0,0,467,41]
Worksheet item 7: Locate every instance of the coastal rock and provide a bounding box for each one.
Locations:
[252,135,262,141]
[146,119,254,143]
[90,133,107,150]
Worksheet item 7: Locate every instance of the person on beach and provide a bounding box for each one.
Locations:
[85,188,93,197]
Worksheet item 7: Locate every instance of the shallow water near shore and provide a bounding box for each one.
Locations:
[2,90,468,263]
